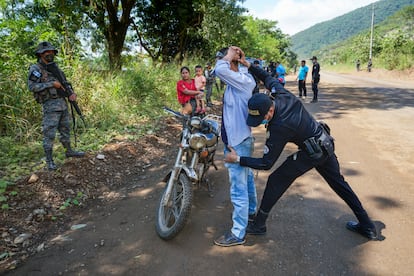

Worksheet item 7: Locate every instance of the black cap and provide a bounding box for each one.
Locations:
[215,47,228,59]
[246,93,273,127]
[310,56,317,60]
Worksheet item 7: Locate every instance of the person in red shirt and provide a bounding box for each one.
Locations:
[177,66,204,115]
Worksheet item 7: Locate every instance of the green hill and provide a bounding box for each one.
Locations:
[320,5,414,70]
[290,0,414,59]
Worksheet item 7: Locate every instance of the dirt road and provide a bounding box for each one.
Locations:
[8,71,414,275]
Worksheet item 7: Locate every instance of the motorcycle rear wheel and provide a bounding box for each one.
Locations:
[156,172,193,240]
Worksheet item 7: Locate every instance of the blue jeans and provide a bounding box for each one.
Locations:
[224,136,257,239]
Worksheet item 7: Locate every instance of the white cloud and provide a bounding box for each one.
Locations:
[244,0,378,35]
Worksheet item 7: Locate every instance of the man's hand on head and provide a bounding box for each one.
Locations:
[230,46,250,68]
[223,46,241,62]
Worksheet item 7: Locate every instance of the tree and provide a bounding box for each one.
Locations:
[132,0,248,64]
[82,0,136,70]
[240,16,290,62]
[132,0,204,64]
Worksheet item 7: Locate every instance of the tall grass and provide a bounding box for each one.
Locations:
[0,57,186,182]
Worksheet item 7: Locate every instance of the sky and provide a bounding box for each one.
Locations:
[242,0,378,36]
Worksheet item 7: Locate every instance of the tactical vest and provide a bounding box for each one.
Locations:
[33,63,60,104]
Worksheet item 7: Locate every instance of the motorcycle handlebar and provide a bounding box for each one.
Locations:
[163,106,185,119]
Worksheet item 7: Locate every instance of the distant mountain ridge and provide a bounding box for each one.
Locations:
[290,0,414,59]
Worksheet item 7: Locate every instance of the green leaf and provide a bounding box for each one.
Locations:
[1,204,9,210]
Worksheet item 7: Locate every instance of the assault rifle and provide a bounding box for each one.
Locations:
[45,62,86,126]
[46,62,86,146]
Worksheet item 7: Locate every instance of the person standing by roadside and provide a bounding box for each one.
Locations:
[204,62,215,107]
[367,59,372,72]
[295,60,308,99]
[28,42,85,171]
[268,61,276,77]
[310,56,320,103]
[275,61,286,87]
[213,46,257,247]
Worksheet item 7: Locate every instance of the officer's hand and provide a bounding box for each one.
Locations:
[53,81,63,89]
[68,93,77,102]
[224,147,238,163]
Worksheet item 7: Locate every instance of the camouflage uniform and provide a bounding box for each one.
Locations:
[28,42,84,170]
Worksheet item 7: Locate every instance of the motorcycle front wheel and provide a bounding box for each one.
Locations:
[156,172,193,240]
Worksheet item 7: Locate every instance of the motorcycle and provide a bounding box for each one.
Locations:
[155,107,221,240]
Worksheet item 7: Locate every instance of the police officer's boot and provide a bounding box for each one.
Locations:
[346,210,377,240]
[63,142,85,158]
[246,209,268,235]
[45,149,57,171]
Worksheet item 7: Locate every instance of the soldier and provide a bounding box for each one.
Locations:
[28,41,85,171]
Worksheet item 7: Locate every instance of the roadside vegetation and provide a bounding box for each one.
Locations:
[0,0,295,209]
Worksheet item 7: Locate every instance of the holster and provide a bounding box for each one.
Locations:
[303,128,335,160]
[303,137,323,159]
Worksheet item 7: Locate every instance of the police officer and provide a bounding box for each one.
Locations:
[224,47,377,240]
[310,56,320,103]
[28,42,85,171]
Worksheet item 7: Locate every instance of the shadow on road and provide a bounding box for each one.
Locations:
[291,81,414,121]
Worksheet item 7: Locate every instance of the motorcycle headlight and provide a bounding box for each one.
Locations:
[189,133,207,150]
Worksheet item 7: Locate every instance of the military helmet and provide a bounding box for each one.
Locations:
[35,41,58,56]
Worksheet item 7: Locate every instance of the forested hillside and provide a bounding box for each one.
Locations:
[290,0,414,59]
[320,5,414,70]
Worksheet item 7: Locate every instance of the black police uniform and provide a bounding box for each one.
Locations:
[240,65,376,237]
[311,60,320,102]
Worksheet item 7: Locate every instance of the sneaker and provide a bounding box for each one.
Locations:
[246,222,267,235]
[346,221,377,240]
[310,99,318,103]
[214,232,245,247]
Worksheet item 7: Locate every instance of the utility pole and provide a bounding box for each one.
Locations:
[369,3,375,60]
[367,3,375,72]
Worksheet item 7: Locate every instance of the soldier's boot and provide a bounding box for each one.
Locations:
[45,150,57,171]
[246,209,268,235]
[63,142,85,158]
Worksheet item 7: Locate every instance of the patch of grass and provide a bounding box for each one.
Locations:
[0,58,184,184]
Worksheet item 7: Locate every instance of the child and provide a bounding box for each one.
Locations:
[194,65,206,113]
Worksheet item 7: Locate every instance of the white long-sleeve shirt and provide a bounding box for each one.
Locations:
[214,60,256,147]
